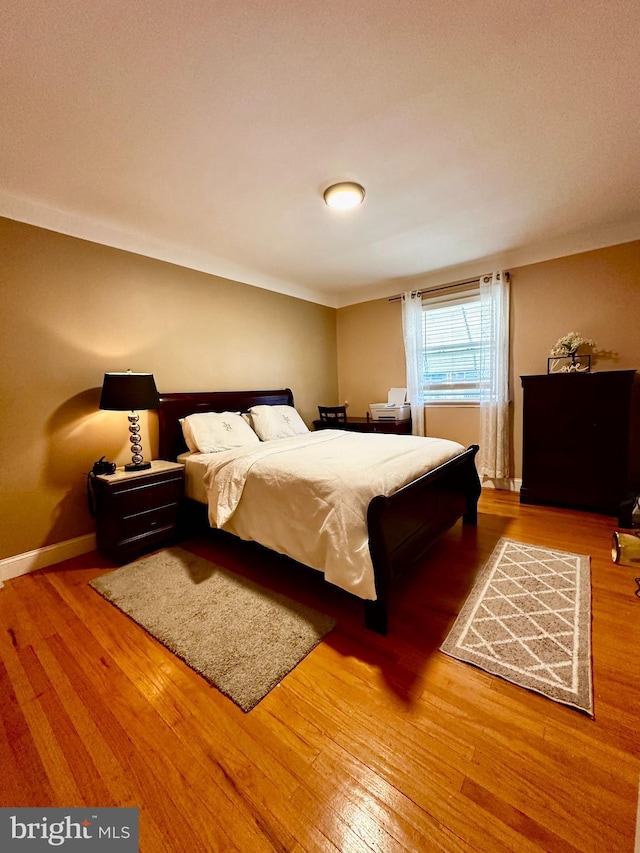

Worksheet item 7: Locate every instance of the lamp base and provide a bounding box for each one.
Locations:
[124,461,152,472]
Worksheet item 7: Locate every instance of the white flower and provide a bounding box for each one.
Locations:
[549,332,596,357]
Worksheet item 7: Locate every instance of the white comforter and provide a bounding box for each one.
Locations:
[201,430,465,600]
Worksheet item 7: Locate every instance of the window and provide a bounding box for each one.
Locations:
[421,289,482,403]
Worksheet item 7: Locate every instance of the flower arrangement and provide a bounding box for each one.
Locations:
[549,331,595,357]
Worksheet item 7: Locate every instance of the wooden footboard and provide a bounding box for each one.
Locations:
[364,444,481,635]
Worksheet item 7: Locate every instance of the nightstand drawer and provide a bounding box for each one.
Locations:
[120,503,179,540]
[110,475,183,515]
[106,524,176,564]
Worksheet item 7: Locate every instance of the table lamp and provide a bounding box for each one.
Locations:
[99,370,160,471]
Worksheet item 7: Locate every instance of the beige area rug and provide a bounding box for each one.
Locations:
[441,538,593,716]
[90,546,336,712]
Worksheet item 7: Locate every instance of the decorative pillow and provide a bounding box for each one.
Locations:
[179,418,198,452]
[249,405,309,441]
[184,411,259,453]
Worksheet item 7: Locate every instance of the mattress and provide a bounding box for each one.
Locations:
[177,451,210,504]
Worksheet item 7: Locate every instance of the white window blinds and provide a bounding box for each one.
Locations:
[422,290,482,402]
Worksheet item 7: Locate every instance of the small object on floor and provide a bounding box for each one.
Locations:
[611,530,640,567]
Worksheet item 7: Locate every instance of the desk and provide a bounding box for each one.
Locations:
[313,417,412,435]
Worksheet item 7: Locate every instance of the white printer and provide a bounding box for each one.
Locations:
[369,388,411,421]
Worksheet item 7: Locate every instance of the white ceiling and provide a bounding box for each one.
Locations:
[2,0,640,308]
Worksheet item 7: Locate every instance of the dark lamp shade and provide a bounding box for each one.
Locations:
[99,372,160,412]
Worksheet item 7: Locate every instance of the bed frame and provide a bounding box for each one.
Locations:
[157,389,481,635]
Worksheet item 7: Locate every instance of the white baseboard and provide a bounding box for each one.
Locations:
[482,477,522,492]
[0,533,97,584]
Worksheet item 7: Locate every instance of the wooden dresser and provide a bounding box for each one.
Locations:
[520,371,640,523]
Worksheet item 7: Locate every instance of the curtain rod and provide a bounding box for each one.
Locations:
[388,272,509,302]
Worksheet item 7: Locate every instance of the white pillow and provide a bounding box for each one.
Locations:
[184,411,259,453]
[249,405,309,441]
[179,418,198,452]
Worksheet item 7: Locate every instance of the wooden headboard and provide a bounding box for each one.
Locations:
[157,388,294,461]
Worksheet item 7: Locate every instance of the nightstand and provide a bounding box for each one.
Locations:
[92,460,185,564]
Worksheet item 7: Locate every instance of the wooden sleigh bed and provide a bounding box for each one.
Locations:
[158,388,481,635]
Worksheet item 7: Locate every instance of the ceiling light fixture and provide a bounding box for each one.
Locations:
[323,182,366,210]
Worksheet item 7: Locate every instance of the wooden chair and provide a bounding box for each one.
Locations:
[318,405,347,424]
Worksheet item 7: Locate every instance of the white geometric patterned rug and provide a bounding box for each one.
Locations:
[441,538,593,716]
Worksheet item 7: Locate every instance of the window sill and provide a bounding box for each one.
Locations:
[424,402,480,408]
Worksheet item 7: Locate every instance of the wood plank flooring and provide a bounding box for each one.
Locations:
[0,489,638,851]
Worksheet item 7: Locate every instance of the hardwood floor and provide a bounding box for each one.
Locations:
[1,490,638,851]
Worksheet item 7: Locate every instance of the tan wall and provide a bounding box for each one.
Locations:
[337,240,640,479]
[512,241,640,479]
[0,218,337,560]
[336,299,406,412]
[336,299,482,444]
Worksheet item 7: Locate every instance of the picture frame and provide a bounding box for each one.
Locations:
[547,354,591,374]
